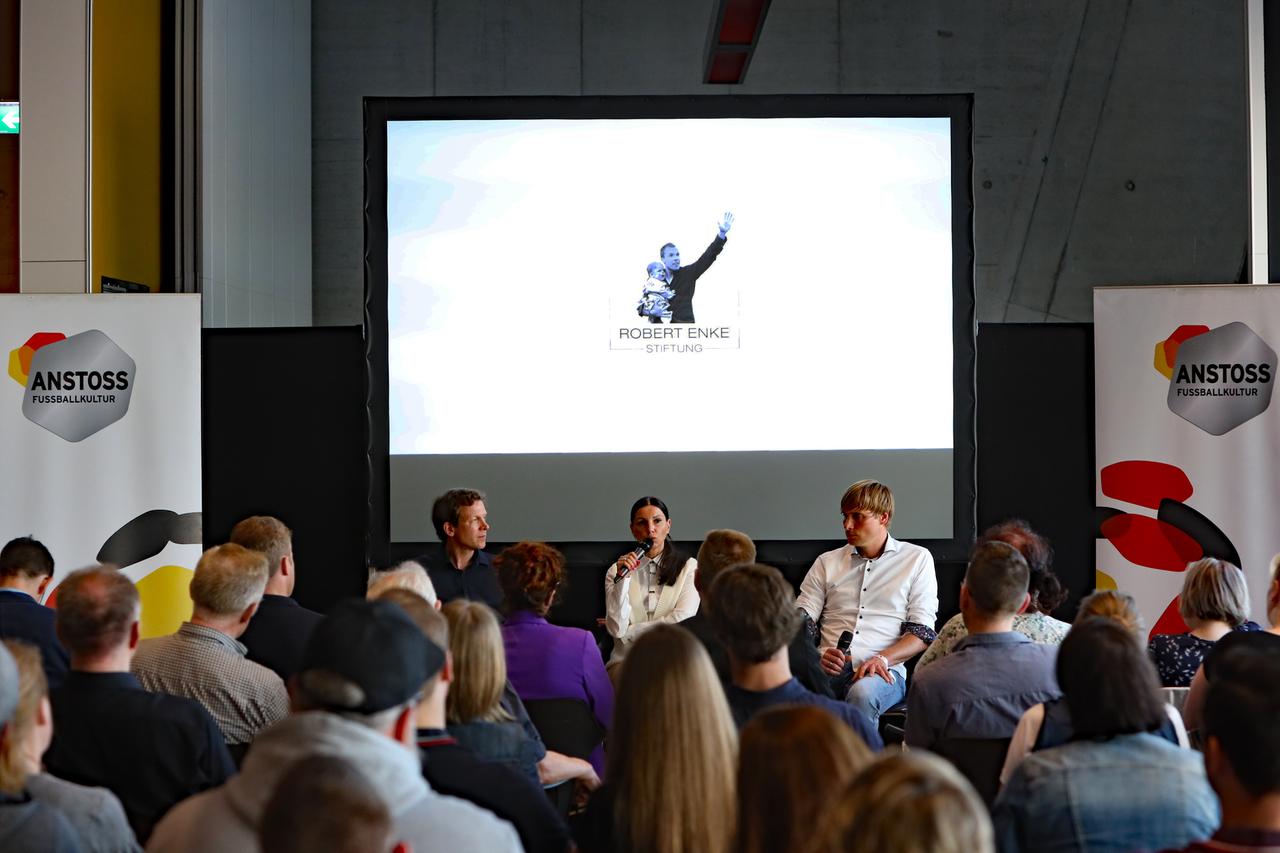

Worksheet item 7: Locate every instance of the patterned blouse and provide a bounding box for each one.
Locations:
[1148,622,1263,687]
[917,610,1071,670]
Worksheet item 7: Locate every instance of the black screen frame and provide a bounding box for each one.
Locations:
[364,94,976,566]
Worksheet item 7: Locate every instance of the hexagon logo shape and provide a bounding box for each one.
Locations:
[1166,321,1276,436]
[21,330,136,442]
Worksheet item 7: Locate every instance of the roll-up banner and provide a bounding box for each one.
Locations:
[0,295,201,638]
[1095,285,1280,636]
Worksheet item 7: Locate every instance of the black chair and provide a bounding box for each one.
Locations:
[933,737,1013,808]
[523,698,606,817]
[878,700,909,745]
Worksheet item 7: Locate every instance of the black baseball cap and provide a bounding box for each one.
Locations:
[298,599,445,714]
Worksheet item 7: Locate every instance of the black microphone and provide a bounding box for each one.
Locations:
[836,630,854,654]
[613,538,655,584]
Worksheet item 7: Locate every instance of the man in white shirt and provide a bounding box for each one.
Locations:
[797,479,939,723]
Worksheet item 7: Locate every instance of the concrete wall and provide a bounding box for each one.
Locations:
[312,0,1248,326]
[202,0,311,327]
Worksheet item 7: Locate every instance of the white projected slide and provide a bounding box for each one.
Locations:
[387,117,953,456]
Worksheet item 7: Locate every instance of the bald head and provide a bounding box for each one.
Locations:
[55,567,141,660]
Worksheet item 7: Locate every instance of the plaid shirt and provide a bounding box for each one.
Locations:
[131,621,289,745]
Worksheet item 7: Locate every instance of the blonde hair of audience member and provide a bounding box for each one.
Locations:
[228,515,294,594]
[810,751,994,853]
[441,600,511,724]
[259,754,403,853]
[609,624,737,853]
[694,529,756,595]
[367,561,438,607]
[190,542,268,620]
[0,642,46,794]
[736,706,873,853]
[1178,557,1251,633]
[1076,589,1144,636]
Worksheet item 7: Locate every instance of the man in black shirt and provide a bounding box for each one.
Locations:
[660,211,733,324]
[414,488,503,611]
[44,567,234,843]
[231,515,323,681]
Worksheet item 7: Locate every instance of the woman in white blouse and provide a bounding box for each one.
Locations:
[604,496,699,672]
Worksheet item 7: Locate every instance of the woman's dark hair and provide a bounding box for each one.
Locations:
[974,519,1067,614]
[495,541,566,616]
[1058,617,1165,739]
[631,496,685,587]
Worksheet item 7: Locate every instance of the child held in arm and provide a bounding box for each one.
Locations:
[637,261,675,324]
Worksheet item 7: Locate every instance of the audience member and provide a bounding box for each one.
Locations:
[797,480,938,723]
[414,488,502,610]
[575,625,737,853]
[918,519,1069,669]
[43,567,233,842]
[497,541,613,776]
[368,560,438,605]
[230,515,323,681]
[442,599,544,782]
[993,618,1217,853]
[0,537,69,688]
[810,751,994,853]
[1160,642,1280,852]
[1001,590,1188,784]
[706,563,882,749]
[258,755,400,853]
[131,543,289,747]
[1185,553,1280,732]
[683,529,832,697]
[1,641,138,852]
[147,599,521,852]
[381,588,573,853]
[735,706,874,853]
[0,640,80,851]
[604,496,699,670]
[906,541,1059,750]
[1150,558,1259,687]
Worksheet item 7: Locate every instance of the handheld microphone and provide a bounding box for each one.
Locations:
[836,630,854,654]
[613,538,655,584]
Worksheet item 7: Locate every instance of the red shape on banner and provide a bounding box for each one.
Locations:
[1100,514,1202,571]
[1163,324,1210,366]
[24,331,67,351]
[1149,595,1189,643]
[1100,460,1194,509]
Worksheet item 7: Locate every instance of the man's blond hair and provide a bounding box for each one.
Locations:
[190,543,268,616]
[229,516,292,578]
[839,480,894,521]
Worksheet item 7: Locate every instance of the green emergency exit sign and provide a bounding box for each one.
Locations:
[0,103,18,134]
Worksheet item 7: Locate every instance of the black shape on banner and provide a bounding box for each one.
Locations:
[1157,499,1241,568]
[97,509,203,569]
[1094,506,1124,538]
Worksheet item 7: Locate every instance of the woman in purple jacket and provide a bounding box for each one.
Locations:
[498,541,614,777]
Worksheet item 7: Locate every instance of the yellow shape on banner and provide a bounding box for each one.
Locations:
[1153,341,1173,379]
[7,346,28,385]
[136,565,193,639]
[1095,569,1118,591]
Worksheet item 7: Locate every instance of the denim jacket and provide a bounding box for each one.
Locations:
[992,732,1218,853]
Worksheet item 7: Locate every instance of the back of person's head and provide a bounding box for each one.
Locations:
[441,600,509,724]
[706,563,800,663]
[55,567,140,659]
[963,541,1030,616]
[1204,643,1280,799]
[1178,557,1250,627]
[190,543,268,617]
[975,519,1066,614]
[839,480,894,521]
[610,624,738,853]
[0,536,53,581]
[366,561,437,606]
[374,588,448,650]
[296,599,444,727]
[736,706,874,853]
[0,641,45,795]
[811,751,994,853]
[1075,589,1143,636]
[1058,617,1165,739]
[259,755,396,853]
[228,515,292,578]
[431,488,485,540]
[695,530,756,595]
[494,541,565,616]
